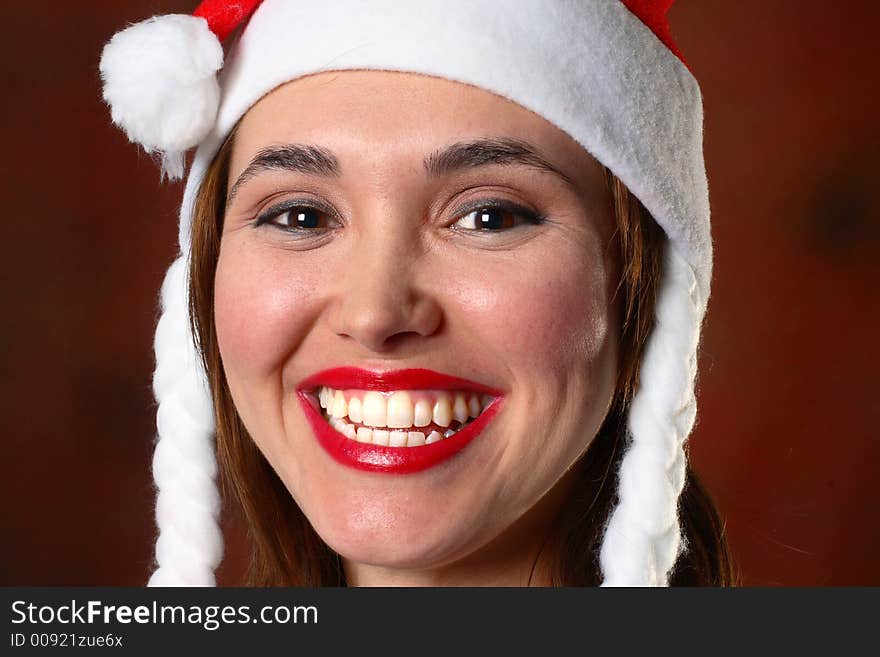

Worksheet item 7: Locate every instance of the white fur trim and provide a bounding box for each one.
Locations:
[100,15,223,180]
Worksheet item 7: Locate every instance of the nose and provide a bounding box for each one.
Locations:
[327,223,443,353]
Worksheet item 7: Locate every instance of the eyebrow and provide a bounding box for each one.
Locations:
[424,137,575,189]
[227,137,575,205]
[227,144,340,204]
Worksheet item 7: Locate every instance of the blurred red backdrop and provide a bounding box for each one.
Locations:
[1,1,877,586]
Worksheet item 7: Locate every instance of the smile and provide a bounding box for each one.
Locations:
[297,367,504,473]
[320,387,492,445]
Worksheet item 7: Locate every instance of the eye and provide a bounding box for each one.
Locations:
[254,200,338,233]
[452,203,544,231]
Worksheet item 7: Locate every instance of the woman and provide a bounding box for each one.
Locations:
[101,0,734,586]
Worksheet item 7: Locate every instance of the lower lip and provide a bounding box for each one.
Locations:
[297,392,503,474]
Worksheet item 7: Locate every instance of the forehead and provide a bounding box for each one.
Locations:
[230,70,601,182]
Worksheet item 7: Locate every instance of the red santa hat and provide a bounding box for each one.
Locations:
[100,0,712,587]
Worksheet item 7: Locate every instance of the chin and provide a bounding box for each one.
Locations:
[303,490,489,571]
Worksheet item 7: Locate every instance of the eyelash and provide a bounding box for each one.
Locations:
[253,199,545,236]
[254,200,337,234]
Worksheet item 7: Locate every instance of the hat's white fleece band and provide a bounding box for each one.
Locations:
[179,0,711,305]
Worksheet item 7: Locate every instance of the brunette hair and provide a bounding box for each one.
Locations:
[188,127,737,586]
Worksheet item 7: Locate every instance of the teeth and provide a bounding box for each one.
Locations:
[453,393,469,424]
[468,394,481,419]
[432,396,452,427]
[319,387,331,409]
[348,396,363,423]
[315,385,496,445]
[333,418,357,440]
[389,430,408,447]
[425,430,444,444]
[387,391,414,428]
[362,391,387,427]
[413,399,432,427]
[324,409,475,447]
[331,390,348,419]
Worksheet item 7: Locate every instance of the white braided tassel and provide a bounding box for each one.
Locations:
[599,244,702,586]
[148,255,222,586]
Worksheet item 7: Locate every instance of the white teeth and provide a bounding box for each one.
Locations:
[319,386,332,409]
[453,393,469,424]
[468,394,481,418]
[317,385,496,445]
[347,396,363,423]
[333,418,356,440]
[387,391,414,428]
[413,399,432,427]
[331,390,348,419]
[362,391,387,427]
[425,430,444,444]
[327,412,465,447]
[433,396,452,427]
[389,430,408,447]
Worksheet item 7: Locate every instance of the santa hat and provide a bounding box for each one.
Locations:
[100,0,711,587]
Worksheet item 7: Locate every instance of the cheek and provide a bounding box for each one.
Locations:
[447,250,612,376]
[438,243,616,524]
[214,243,319,383]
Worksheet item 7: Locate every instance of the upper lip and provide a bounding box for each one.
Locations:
[297,367,504,396]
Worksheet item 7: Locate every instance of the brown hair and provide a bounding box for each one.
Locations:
[188,128,737,586]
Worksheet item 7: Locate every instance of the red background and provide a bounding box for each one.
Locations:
[1,1,877,586]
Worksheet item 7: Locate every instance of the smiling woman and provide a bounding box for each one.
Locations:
[101,0,733,586]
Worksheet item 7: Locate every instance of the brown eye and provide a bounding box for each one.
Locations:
[255,202,337,233]
[274,206,326,229]
[453,204,543,231]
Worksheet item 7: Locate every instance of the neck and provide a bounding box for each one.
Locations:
[343,539,554,588]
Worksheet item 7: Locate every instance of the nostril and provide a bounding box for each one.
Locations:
[330,278,443,352]
[338,319,435,354]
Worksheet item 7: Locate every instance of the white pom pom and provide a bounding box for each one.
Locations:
[100,15,223,179]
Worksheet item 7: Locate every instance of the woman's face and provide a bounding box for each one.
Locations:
[215,71,619,580]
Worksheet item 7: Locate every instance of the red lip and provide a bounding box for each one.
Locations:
[296,368,505,474]
[297,367,502,394]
